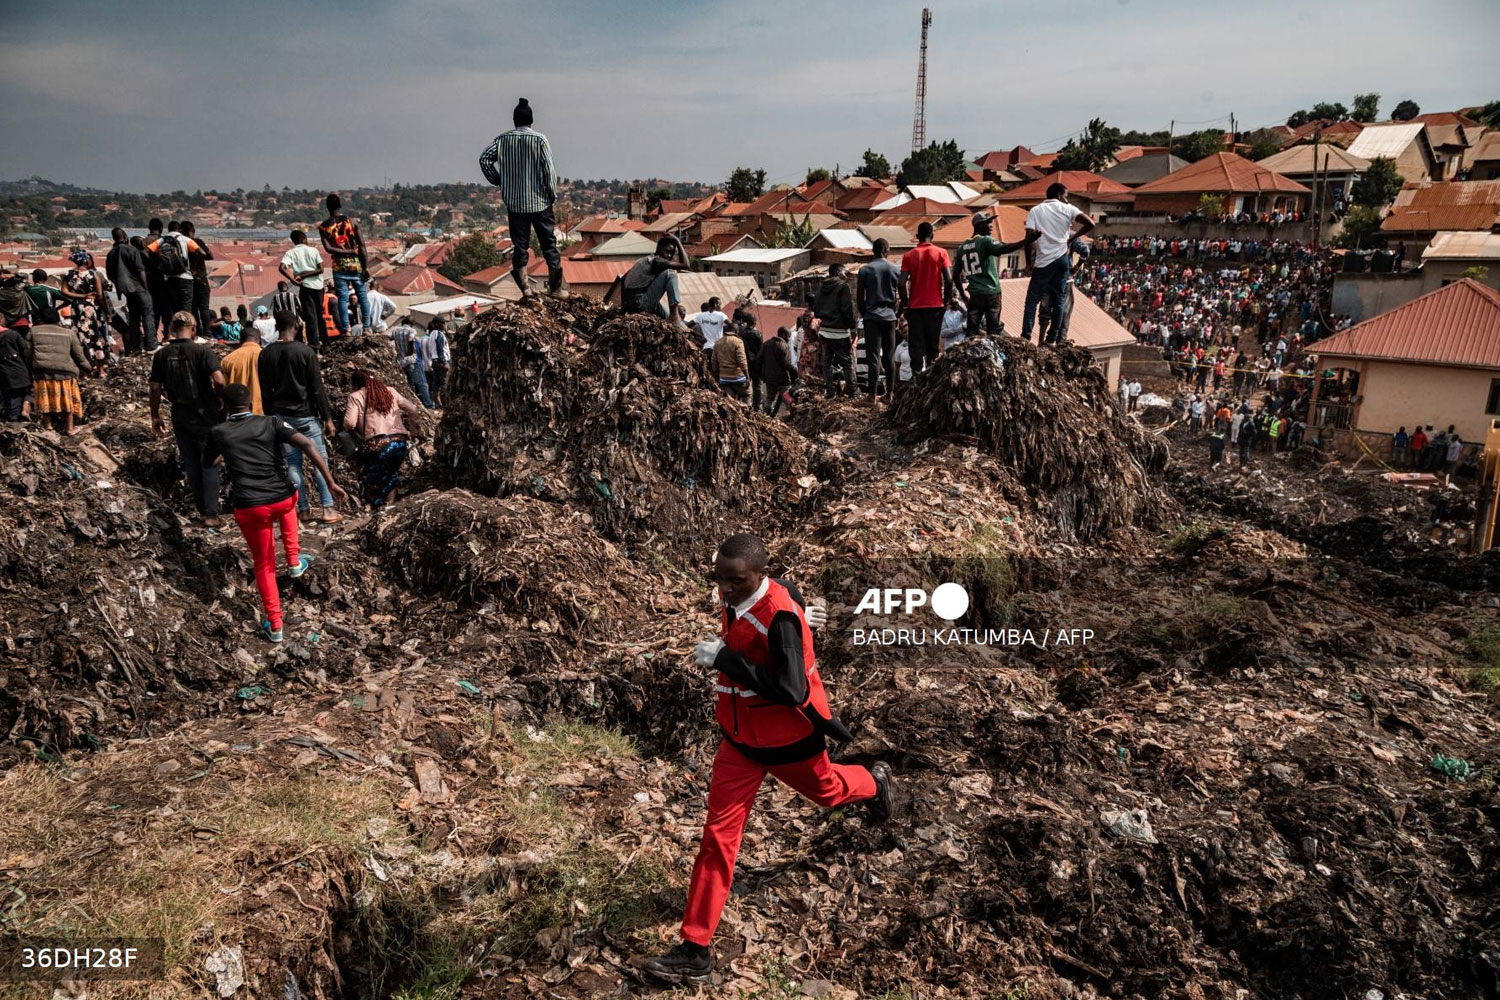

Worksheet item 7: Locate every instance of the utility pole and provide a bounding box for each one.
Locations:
[1311,126,1323,246]
[1230,112,1236,143]
[1167,119,1174,159]
[911,8,932,154]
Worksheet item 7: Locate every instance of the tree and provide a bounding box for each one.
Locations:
[1476,100,1500,128]
[1390,99,1420,121]
[1053,118,1123,172]
[437,231,504,283]
[645,187,672,213]
[1172,129,1225,162]
[773,212,818,248]
[1246,129,1283,161]
[1119,129,1171,147]
[804,167,831,185]
[1335,204,1385,249]
[726,167,767,202]
[897,140,968,186]
[1352,92,1381,122]
[1460,265,1490,282]
[854,148,891,179]
[1309,101,1349,121]
[1352,157,1403,207]
[1286,109,1311,129]
[1198,194,1226,218]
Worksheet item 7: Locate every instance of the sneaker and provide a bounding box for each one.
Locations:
[640,941,712,983]
[868,761,897,823]
[288,553,315,579]
[259,620,283,643]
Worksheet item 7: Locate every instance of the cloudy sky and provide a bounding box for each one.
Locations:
[2,0,1497,194]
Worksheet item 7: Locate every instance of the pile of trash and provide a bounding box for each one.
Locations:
[888,339,1169,539]
[435,299,839,550]
[365,489,645,633]
[3,298,1498,1000]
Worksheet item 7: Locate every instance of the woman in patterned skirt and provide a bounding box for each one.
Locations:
[59,249,110,377]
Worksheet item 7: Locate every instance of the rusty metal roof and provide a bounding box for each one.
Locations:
[1311,278,1500,369]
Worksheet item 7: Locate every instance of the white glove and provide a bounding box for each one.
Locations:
[805,603,828,629]
[694,639,725,669]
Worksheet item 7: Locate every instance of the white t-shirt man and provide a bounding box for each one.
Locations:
[893,339,912,382]
[366,290,398,332]
[280,244,325,290]
[252,314,277,345]
[1025,199,1084,269]
[686,309,729,350]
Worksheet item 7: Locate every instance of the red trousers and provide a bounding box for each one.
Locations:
[681,739,875,946]
[233,494,300,629]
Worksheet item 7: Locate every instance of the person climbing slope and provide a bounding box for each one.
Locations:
[642,533,896,983]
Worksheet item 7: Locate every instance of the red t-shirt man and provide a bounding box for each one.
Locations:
[899,224,953,376]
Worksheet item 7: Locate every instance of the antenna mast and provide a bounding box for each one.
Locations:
[912,8,932,153]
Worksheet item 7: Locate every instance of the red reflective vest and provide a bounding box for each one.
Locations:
[715,580,835,749]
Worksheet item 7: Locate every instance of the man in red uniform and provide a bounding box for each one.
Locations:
[643,534,896,983]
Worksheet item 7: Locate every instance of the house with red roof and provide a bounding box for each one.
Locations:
[1308,279,1500,444]
[931,205,1032,275]
[834,185,898,222]
[1281,119,1365,149]
[974,146,1035,183]
[993,171,1135,214]
[1132,152,1309,216]
[1381,180,1500,241]
[377,265,464,298]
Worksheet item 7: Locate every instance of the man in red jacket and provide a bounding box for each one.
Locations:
[643,533,896,983]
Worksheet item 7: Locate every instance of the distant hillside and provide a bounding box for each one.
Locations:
[0,176,112,199]
[3,176,716,235]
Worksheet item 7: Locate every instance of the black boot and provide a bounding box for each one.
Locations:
[546,268,567,298]
[868,761,898,823]
[512,269,534,299]
[641,941,712,983]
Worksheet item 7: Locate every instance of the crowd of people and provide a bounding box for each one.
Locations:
[0,191,443,645]
[657,185,1092,413]
[1075,237,1345,352]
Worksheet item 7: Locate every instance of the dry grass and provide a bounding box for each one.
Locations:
[0,745,397,984]
[0,717,655,1000]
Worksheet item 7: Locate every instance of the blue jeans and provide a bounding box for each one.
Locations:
[403,359,435,408]
[1021,257,1071,343]
[333,272,372,337]
[282,416,333,511]
[624,270,679,318]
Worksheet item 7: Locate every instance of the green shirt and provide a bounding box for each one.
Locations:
[955,235,1004,297]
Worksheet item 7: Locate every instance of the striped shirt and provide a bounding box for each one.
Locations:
[479,126,556,214]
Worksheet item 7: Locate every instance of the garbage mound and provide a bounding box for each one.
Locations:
[435,298,839,549]
[888,338,1169,539]
[365,489,643,632]
[0,426,240,751]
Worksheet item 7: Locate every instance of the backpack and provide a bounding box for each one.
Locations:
[155,234,188,276]
[159,342,203,407]
[0,281,32,325]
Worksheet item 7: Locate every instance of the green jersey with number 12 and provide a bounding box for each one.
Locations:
[956,235,1004,296]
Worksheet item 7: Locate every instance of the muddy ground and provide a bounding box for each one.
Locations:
[0,301,1496,1000]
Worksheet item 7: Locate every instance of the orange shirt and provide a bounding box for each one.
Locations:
[220,341,263,414]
